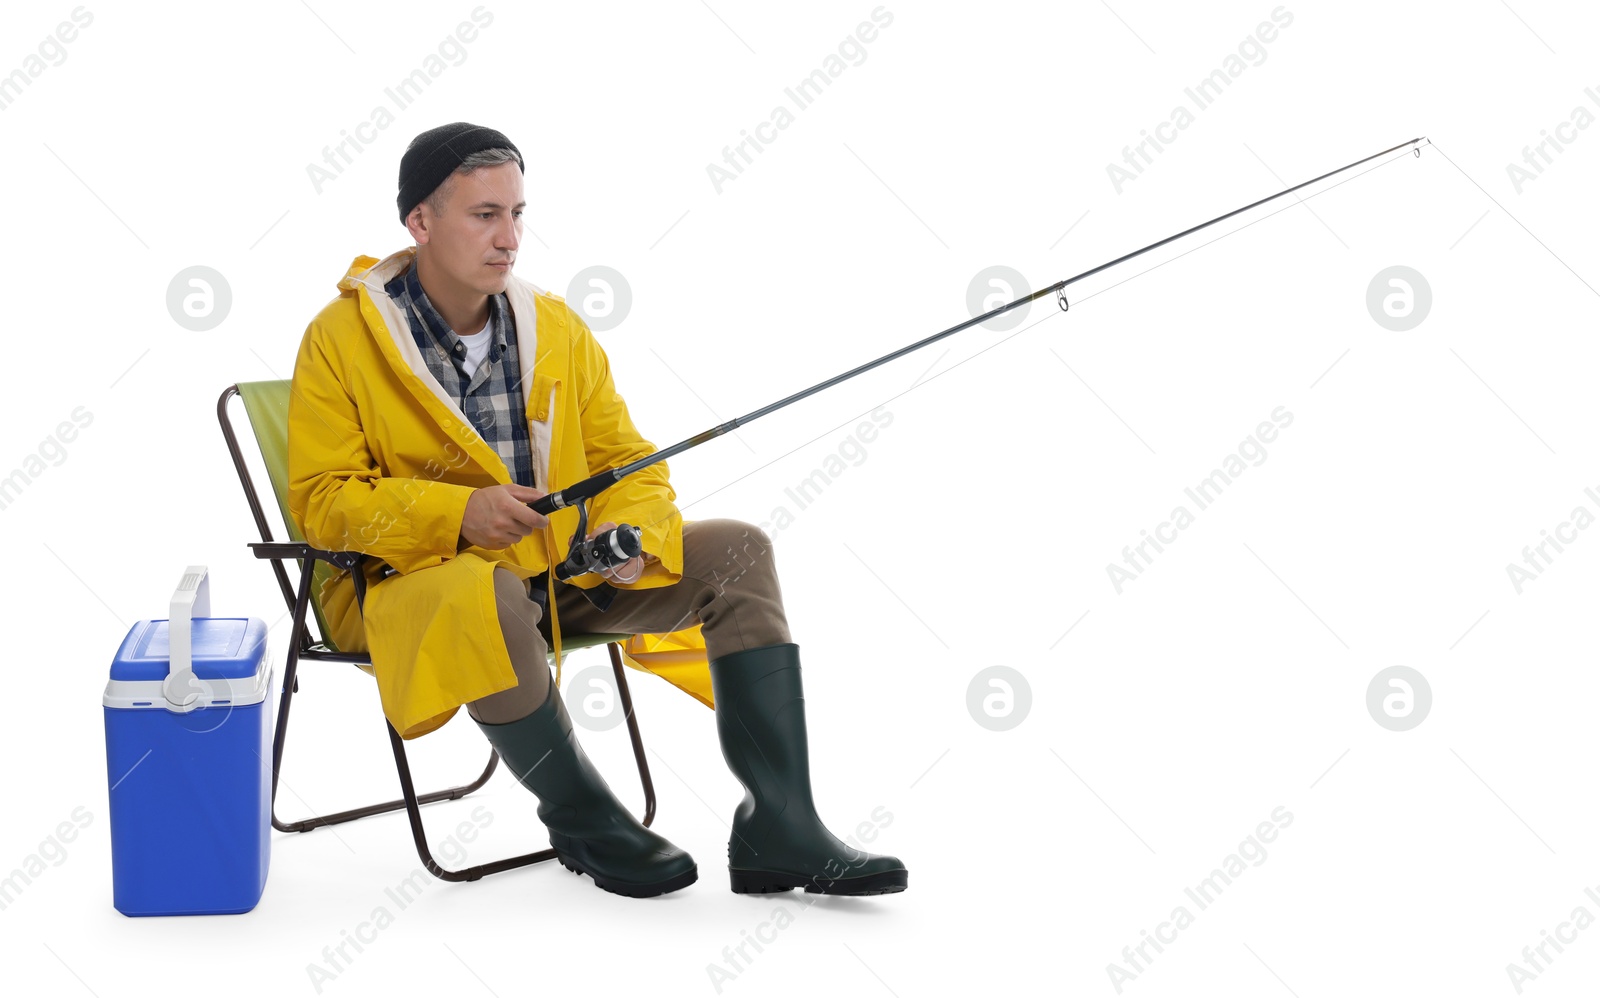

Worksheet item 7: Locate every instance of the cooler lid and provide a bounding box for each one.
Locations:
[109,617,269,682]
[103,568,273,712]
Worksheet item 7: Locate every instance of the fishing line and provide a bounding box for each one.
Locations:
[1427,140,1599,299]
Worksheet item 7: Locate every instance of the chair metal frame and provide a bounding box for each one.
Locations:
[217,383,658,882]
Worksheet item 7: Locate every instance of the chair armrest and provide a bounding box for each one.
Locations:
[249,542,365,572]
[248,543,372,616]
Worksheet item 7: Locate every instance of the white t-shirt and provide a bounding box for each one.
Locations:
[456,318,493,379]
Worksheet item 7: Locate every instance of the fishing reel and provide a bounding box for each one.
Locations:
[554,496,641,582]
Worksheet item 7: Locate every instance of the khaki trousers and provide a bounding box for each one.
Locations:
[468,518,792,724]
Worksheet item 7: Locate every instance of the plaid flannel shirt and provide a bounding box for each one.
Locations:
[380,262,617,610]
[383,261,535,491]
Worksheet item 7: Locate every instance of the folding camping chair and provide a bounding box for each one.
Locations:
[217,380,658,882]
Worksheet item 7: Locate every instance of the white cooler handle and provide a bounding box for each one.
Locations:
[162,565,211,711]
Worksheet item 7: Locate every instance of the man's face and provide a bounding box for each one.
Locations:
[412,159,524,296]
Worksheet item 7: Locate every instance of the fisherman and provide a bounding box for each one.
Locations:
[286,121,908,899]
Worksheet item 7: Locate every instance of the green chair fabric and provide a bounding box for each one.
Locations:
[237,380,344,650]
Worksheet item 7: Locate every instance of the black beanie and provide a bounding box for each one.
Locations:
[396,122,523,223]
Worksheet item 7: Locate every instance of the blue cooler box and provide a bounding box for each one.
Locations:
[103,565,273,916]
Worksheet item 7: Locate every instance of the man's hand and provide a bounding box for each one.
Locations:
[460,484,549,550]
[587,520,645,583]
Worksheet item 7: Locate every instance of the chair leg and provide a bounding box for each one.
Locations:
[271,555,502,834]
[276,744,501,834]
[388,719,555,882]
[610,641,657,828]
[394,641,660,882]
[268,554,320,833]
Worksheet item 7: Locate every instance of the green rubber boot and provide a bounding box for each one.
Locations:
[474,688,697,898]
[709,642,908,895]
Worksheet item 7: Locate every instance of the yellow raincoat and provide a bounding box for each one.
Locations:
[287,247,712,739]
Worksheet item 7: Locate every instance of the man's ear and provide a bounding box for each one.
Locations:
[404,206,430,245]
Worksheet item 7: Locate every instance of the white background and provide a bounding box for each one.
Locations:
[2,1,1598,995]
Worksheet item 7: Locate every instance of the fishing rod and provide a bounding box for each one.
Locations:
[541,135,1430,581]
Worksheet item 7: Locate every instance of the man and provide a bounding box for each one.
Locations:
[287,121,907,899]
